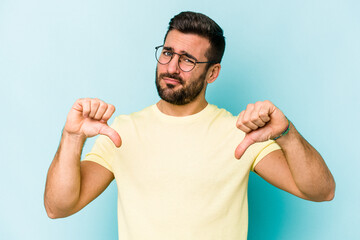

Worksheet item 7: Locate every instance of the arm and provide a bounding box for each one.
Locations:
[235,100,335,202]
[44,98,121,218]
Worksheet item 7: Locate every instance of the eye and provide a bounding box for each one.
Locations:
[163,50,173,57]
[181,56,196,65]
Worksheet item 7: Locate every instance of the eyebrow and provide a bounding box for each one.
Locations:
[163,46,198,61]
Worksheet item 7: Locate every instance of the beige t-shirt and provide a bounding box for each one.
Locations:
[84,104,280,240]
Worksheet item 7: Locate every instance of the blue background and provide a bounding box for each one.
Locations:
[1,0,359,239]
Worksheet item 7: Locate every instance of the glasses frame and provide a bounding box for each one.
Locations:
[155,45,217,72]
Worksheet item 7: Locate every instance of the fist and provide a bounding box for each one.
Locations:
[235,100,288,159]
[64,98,121,147]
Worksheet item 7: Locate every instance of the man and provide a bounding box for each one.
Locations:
[44,11,335,239]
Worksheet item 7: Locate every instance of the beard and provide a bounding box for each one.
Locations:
[155,68,207,105]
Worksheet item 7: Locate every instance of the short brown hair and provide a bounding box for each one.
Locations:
[164,11,226,65]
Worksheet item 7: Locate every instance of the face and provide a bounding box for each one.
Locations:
[155,30,212,105]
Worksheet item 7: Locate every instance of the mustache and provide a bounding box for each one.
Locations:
[159,73,184,84]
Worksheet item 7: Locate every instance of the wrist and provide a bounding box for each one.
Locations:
[62,129,87,145]
[271,118,291,141]
[273,121,300,148]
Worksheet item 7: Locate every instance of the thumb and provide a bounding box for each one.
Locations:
[99,125,122,148]
[235,135,255,159]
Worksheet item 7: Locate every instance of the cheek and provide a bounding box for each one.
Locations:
[188,70,204,82]
[157,63,167,74]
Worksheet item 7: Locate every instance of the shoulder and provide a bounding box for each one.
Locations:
[207,104,238,124]
[109,105,155,130]
[205,104,244,140]
[113,105,154,122]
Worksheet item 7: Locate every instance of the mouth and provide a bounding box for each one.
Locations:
[163,77,181,86]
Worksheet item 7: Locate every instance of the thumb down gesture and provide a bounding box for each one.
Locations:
[235,100,288,159]
[64,98,122,147]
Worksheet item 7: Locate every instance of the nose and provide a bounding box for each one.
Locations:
[167,54,181,74]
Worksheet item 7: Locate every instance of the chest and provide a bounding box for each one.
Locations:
[113,122,250,196]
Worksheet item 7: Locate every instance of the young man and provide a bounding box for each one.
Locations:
[44,11,335,239]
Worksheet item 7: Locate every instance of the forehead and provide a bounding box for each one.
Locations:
[164,30,211,59]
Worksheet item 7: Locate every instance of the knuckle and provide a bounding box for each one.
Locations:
[264,100,272,105]
[242,117,250,124]
[91,100,100,107]
[84,98,92,103]
[98,102,108,111]
[259,111,268,118]
[250,114,259,122]
[108,104,115,112]
[246,104,254,110]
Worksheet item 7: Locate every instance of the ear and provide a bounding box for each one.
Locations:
[206,63,221,84]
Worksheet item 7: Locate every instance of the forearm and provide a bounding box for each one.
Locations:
[276,122,335,201]
[44,131,86,218]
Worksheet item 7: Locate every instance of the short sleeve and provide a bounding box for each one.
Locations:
[82,118,122,173]
[250,141,281,171]
[82,134,115,172]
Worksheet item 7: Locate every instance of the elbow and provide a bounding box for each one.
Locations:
[44,195,58,219]
[45,205,72,219]
[44,199,71,219]
[316,190,335,202]
[305,192,334,202]
[46,210,59,219]
[323,178,336,202]
[44,202,60,219]
[310,182,336,202]
[323,184,336,202]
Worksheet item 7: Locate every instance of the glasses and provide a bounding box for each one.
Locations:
[155,45,217,72]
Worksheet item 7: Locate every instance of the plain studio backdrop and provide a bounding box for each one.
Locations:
[0,0,359,239]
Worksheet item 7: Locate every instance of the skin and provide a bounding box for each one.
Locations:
[44,98,120,218]
[44,30,335,219]
[235,101,335,201]
[155,30,220,116]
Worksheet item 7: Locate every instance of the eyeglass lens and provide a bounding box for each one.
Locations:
[155,46,196,72]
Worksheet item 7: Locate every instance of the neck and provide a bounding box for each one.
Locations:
[156,97,208,117]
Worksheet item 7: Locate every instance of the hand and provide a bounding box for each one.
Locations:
[64,98,121,147]
[235,100,288,159]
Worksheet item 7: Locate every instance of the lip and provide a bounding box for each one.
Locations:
[163,77,181,85]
